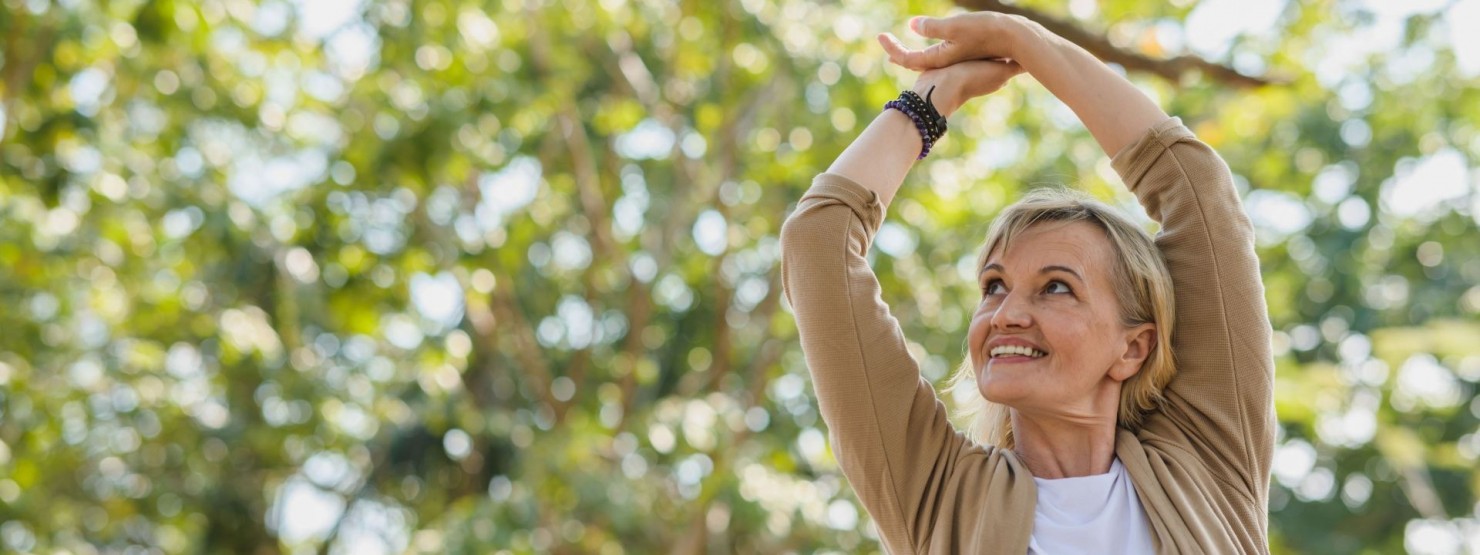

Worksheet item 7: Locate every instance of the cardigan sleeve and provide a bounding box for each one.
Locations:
[779,172,973,554]
[1110,116,1276,500]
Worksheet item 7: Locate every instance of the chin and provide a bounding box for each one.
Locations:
[977,369,1027,405]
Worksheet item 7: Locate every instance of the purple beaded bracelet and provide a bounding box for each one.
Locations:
[883,86,949,160]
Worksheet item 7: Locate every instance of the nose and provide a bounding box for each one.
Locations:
[988,290,1032,331]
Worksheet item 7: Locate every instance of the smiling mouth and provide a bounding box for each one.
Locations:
[987,345,1047,361]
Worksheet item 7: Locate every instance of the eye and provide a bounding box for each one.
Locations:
[981,278,1005,296]
[1044,280,1072,295]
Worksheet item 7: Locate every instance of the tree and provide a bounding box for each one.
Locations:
[1,0,1477,553]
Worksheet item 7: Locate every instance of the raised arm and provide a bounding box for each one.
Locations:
[880,13,1166,157]
[1109,115,1276,503]
[825,59,1022,208]
[883,13,1275,498]
[779,61,1026,553]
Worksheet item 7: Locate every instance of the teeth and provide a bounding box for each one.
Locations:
[989,345,1046,359]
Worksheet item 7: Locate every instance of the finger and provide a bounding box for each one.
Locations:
[910,15,958,40]
[953,63,1021,101]
[915,41,962,70]
[963,58,1022,75]
[970,60,1022,80]
[979,60,1024,83]
[877,32,949,71]
[876,33,915,69]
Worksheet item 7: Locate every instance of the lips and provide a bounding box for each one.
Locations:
[982,338,1049,366]
[989,344,1046,359]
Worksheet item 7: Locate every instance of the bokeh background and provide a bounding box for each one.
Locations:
[2,0,1479,553]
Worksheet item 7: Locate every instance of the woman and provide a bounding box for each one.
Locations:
[778,11,1275,554]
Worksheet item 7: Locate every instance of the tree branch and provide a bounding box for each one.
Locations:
[522,7,620,425]
[955,0,1282,88]
[485,271,560,411]
[1397,464,1447,520]
[1,11,56,140]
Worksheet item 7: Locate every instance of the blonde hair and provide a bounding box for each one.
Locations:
[944,187,1177,449]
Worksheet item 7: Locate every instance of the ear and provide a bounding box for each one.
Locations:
[1108,323,1156,382]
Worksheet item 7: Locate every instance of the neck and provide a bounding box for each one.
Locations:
[1009,406,1119,479]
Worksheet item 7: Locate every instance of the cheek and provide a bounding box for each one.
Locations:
[1038,308,1093,362]
[966,306,990,364]
[1042,309,1114,369]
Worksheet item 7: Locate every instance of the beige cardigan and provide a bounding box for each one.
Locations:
[779,116,1275,554]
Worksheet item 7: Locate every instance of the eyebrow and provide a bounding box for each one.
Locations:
[979,263,1085,283]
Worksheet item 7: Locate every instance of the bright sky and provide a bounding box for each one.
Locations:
[1183,0,1287,58]
[1381,148,1472,220]
[291,0,365,40]
[213,0,1480,220]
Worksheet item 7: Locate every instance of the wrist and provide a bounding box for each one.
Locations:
[911,81,959,118]
[1003,15,1050,69]
[883,88,948,160]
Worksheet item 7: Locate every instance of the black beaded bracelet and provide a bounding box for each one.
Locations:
[883,85,949,160]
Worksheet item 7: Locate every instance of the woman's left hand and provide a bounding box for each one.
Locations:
[901,57,1023,118]
[877,13,1028,72]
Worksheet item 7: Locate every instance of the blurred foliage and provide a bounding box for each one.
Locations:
[1,0,1478,553]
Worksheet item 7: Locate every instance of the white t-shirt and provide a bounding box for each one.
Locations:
[1027,457,1155,554]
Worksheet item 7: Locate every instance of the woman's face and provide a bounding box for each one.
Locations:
[965,220,1154,422]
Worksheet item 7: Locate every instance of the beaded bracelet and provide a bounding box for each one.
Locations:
[883,85,949,160]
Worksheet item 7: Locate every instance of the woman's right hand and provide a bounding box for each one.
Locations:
[877,12,1037,72]
[906,58,1024,118]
